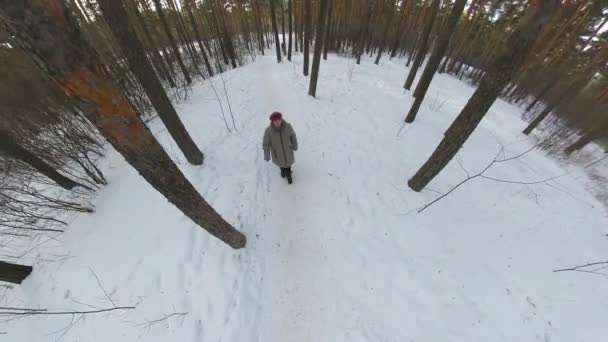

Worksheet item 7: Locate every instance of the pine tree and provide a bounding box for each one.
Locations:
[269,0,283,62]
[405,0,467,123]
[403,0,440,90]
[0,129,84,190]
[308,0,330,97]
[408,0,559,192]
[152,0,192,85]
[98,0,204,165]
[288,0,294,60]
[0,0,246,248]
[303,0,312,75]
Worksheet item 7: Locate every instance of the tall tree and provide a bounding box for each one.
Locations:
[303,0,312,75]
[288,0,293,60]
[269,0,283,62]
[98,0,204,165]
[403,0,440,90]
[407,0,559,192]
[280,0,287,54]
[183,0,214,77]
[152,0,192,85]
[0,0,246,248]
[0,130,85,190]
[405,0,467,123]
[374,0,395,65]
[308,0,330,97]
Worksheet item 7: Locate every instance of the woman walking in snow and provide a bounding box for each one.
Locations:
[263,112,298,184]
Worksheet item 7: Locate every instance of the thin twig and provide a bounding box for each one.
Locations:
[554,261,608,273]
[0,306,135,316]
[134,312,188,328]
[88,268,116,308]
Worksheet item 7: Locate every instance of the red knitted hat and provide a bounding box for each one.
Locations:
[269,112,282,121]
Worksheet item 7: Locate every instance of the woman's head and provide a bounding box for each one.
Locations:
[270,112,283,127]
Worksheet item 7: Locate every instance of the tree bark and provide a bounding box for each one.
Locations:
[374,0,395,65]
[288,0,293,60]
[152,0,192,85]
[269,0,283,62]
[280,0,287,54]
[405,0,467,123]
[403,0,440,90]
[0,261,33,284]
[308,0,329,97]
[322,0,333,60]
[184,0,214,77]
[303,0,312,75]
[0,130,84,190]
[98,0,204,165]
[408,0,559,192]
[1,0,246,248]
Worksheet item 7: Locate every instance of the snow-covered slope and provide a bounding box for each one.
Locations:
[3,54,608,342]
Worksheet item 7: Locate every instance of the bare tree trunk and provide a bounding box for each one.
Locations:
[407,0,558,192]
[0,130,84,190]
[322,0,333,60]
[1,0,246,248]
[152,0,192,85]
[308,0,329,97]
[405,0,467,123]
[288,0,293,60]
[280,0,287,54]
[269,0,283,62]
[303,0,312,75]
[0,261,33,285]
[98,0,204,165]
[403,0,440,90]
[374,0,395,65]
[184,0,214,77]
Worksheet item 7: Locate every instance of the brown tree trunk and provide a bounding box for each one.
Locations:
[564,132,595,155]
[308,0,329,97]
[322,0,333,60]
[1,0,246,248]
[184,0,214,77]
[0,130,84,190]
[0,261,33,285]
[403,0,440,90]
[288,0,293,60]
[280,0,287,54]
[269,0,283,62]
[374,0,395,65]
[303,0,312,75]
[408,0,559,192]
[98,0,204,165]
[405,0,467,123]
[152,0,192,85]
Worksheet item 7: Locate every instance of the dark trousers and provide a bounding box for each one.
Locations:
[280,167,292,178]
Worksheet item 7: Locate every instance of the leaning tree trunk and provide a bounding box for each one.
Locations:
[0,261,33,284]
[405,0,467,123]
[403,0,441,90]
[0,130,85,190]
[152,0,192,85]
[408,0,559,192]
[303,0,312,75]
[269,0,283,62]
[0,0,246,249]
[98,0,204,165]
[308,0,329,97]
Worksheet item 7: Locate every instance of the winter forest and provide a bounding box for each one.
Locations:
[1,0,607,341]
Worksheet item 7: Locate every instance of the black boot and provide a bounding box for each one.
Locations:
[286,167,293,184]
[280,168,287,178]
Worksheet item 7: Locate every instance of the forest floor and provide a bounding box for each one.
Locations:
[3,54,608,342]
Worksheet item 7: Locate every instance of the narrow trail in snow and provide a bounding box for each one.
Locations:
[250,60,328,341]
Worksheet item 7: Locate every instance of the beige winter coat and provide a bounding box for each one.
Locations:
[263,121,298,168]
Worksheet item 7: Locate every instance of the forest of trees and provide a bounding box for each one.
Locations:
[0,0,606,282]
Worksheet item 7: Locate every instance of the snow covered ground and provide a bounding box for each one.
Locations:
[3,54,608,342]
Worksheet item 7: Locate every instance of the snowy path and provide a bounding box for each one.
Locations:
[5,55,608,342]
